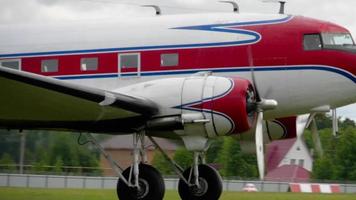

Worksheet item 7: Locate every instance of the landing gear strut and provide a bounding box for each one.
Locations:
[150,136,223,200]
[178,153,222,200]
[80,133,165,200]
[117,133,165,200]
[80,133,222,200]
[117,163,165,200]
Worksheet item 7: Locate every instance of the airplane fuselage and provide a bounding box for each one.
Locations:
[2,12,355,200]
[0,13,355,123]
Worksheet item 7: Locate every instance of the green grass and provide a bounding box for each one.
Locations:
[0,187,354,200]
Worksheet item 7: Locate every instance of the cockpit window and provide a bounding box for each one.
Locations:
[304,33,356,53]
[303,34,322,50]
[322,33,354,46]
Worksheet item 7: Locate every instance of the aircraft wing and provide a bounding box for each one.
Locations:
[0,67,158,133]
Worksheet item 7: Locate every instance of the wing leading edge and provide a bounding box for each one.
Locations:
[0,67,158,133]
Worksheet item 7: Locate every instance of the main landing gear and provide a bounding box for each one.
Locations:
[80,133,222,200]
[81,133,165,200]
[151,138,223,200]
[117,163,165,200]
[178,154,222,200]
[116,133,165,200]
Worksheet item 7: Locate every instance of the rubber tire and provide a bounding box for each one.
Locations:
[117,164,165,200]
[178,164,223,200]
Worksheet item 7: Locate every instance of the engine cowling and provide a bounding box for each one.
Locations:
[179,75,256,137]
[116,75,257,138]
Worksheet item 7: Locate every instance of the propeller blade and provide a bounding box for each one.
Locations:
[247,45,262,103]
[251,68,262,103]
[255,111,265,180]
[311,118,324,157]
[332,109,338,136]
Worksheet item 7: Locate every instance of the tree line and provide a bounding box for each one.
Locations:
[152,137,258,179]
[304,115,356,181]
[0,131,101,175]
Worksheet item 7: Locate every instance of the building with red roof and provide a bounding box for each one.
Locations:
[265,138,313,182]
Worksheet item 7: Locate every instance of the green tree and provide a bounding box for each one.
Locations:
[217,137,234,176]
[309,113,355,131]
[304,128,334,157]
[0,153,16,171]
[217,137,257,178]
[311,126,356,181]
[333,127,356,180]
[152,151,174,175]
[314,114,332,129]
[0,130,21,162]
[339,118,355,129]
[49,134,79,168]
[312,156,335,180]
[173,148,193,170]
[32,160,48,173]
[0,130,102,175]
[54,156,63,174]
[45,133,100,175]
[76,146,100,175]
[206,138,224,163]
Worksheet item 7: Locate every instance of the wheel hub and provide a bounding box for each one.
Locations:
[190,178,208,197]
[137,179,150,199]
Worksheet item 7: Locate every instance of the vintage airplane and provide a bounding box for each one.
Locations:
[0,2,356,200]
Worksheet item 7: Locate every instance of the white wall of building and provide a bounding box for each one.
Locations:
[279,138,313,171]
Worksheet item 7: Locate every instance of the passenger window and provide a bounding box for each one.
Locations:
[120,54,139,69]
[161,53,179,67]
[81,57,98,71]
[41,59,58,72]
[304,34,322,50]
[0,60,20,70]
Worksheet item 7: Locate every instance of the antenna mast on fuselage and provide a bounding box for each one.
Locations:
[142,5,162,15]
[261,0,287,14]
[219,1,239,13]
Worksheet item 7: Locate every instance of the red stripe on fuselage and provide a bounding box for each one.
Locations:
[22,53,118,76]
[16,16,356,77]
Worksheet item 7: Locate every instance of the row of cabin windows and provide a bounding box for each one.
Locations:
[0,53,179,73]
[42,58,99,72]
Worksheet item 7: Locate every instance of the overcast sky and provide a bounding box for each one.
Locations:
[0,0,355,120]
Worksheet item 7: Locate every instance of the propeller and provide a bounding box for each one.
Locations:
[249,69,278,180]
[255,112,264,179]
[332,109,339,137]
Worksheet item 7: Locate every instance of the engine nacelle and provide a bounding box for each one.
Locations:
[116,74,256,138]
[179,75,256,137]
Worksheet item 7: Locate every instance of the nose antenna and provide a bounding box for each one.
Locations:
[142,5,162,15]
[219,1,239,13]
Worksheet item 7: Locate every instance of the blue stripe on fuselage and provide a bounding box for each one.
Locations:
[0,16,292,58]
[54,65,356,84]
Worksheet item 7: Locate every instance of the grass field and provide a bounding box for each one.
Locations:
[0,188,354,200]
